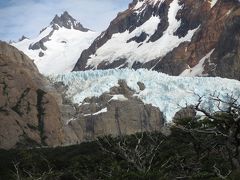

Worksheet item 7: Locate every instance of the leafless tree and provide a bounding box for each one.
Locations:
[12,161,21,180]
[97,132,165,175]
[11,156,60,180]
[174,93,240,179]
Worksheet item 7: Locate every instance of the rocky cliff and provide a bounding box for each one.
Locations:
[73,0,240,80]
[0,41,67,149]
[53,79,165,145]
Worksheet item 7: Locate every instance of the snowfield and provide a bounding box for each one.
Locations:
[50,69,240,122]
[13,27,99,75]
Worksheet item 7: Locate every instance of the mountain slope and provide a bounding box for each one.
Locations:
[73,0,240,80]
[13,11,99,75]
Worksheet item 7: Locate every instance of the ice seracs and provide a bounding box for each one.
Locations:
[13,11,99,75]
[50,69,240,122]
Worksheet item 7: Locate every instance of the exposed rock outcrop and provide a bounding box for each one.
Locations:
[18,35,28,42]
[53,80,165,144]
[0,41,66,149]
[173,106,196,122]
[51,11,89,32]
[210,15,240,80]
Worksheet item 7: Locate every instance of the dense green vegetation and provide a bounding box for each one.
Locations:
[1,97,240,179]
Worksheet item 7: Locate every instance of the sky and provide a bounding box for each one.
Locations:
[0,0,132,42]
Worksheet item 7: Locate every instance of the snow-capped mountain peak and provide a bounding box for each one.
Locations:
[13,11,99,75]
[18,35,29,42]
[50,11,89,32]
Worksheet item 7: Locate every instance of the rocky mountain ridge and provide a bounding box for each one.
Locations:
[50,11,89,32]
[73,0,240,80]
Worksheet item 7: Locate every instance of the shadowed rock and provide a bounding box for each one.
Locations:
[51,11,89,32]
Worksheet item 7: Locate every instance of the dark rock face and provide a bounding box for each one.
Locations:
[18,35,28,42]
[28,29,54,51]
[210,15,240,80]
[173,106,196,122]
[50,11,89,32]
[97,59,128,70]
[29,40,48,51]
[127,32,149,43]
[0,41,67,149]
[39,51,44,57]
[73,0,240,80]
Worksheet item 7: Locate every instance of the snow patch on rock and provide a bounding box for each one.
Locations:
[134,1,145,10]
[83,107,108,117]
[209,0,218,8]
[109,95,128,102]
[180,49,214,77]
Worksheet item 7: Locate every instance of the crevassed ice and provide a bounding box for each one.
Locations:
[50,69,240,122]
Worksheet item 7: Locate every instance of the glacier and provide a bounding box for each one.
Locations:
[50,69,240,122]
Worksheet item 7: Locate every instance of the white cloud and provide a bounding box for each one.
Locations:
[0,0,131,41]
